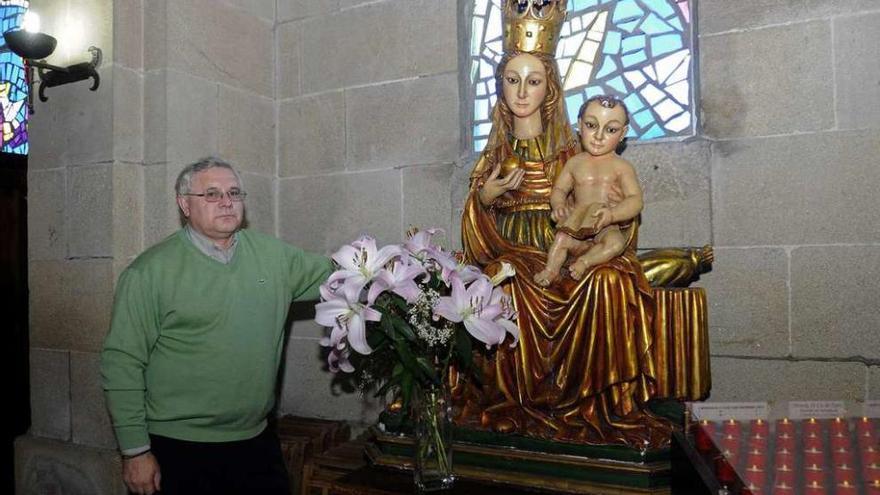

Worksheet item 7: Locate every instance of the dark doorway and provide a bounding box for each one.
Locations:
[1,152,30,494]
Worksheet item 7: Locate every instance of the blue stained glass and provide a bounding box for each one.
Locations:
[612,0,644,23]
[585,86,604,98]
[621,34,645,53]
[641,13,674,34]
[633,109,655,128]
[595,57,618,79]
[572,0,598,9]
[602,30,622,54]
[641,123,667,139]
[607,75,626,92]
[566,93,584,123]
[1,2,29,155]
[650,34,682,56]
[621,50,647,67]
[623,93,646,113]
[642,0,676,18]
[470,0,695,148]
[474,100,489,120]
[618,19,640,33]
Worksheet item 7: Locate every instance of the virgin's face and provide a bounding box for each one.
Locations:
[579,102,628,156]
[501,53,547,119]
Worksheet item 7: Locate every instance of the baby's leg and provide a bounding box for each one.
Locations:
[534,232,582,287]
[569,227,627,280]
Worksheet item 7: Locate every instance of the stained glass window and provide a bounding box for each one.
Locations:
[0,0,28,155]
[470,0,696,151]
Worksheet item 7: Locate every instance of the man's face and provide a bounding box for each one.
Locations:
[579,101,628,157]
[176,167,244,243]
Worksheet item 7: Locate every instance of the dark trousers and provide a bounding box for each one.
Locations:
[149,427,290,495]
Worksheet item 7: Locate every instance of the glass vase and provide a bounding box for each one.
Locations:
[413,382,455,492]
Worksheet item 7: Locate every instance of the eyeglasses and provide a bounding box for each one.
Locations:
[183,187,247,202]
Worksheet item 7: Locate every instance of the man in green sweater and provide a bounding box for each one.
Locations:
[101,157,333,495]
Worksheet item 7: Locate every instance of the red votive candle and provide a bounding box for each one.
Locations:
[723,419,741,435]
[803,447,825,467]
[864,462,880,481]
[833,480,857,494]
[719,434,740,456]
[804,431,824,450]
[831,447,853,466]
[833,463,856,485]
[771,481,795,494]
[715,456,737,485]
[744,464,767,486]
[774,464,795,486]
[863,446,880,466]
[775,432,795,450]
[776,418,794,434]
[829,432,850,450]
[751,418,770,435]
[745,450,767,469]
[742,482,764,495]
[749,432,769,449]
[859,429,877,449]
[804,418,822,434]
[804,463,826,486]
[803,480,827,495]
[695,420,715,453]
[828,417,848,434]
[774,447,794,467]
[856,417,876,435]
[866,479,880,495]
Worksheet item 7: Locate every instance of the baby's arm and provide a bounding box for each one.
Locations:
[596,160,643,229]
[550,160,576,222]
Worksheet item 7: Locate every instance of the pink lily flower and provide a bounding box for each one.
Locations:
[433,275,509,347]
[315,284,381,355]
[328,236,403,301]
[432,249,483,285]
[404,227,444,258]
[367,259,426,305]
[327,345,355,373]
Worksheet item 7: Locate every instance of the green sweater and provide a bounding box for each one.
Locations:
[101,229,333,451]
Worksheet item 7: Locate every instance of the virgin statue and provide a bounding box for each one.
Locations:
[457,0,676,448]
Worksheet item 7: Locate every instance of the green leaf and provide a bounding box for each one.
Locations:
[367,327,388,349]
[415,357,439,384]
[400,372,414,409]
[393,341,424,379]
[389,314,416,342]
[454,329,473,370]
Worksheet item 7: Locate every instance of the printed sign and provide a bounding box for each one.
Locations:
[689,402,769,421]
[788,401,846,419]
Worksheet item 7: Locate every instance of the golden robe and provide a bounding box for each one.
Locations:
[459,134,673,447]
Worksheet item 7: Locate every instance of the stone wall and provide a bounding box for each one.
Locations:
[273,0,460,423]
[696,1,880,418]
[18,0,880,492]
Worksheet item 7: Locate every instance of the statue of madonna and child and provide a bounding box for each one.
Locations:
[451,0,713,450]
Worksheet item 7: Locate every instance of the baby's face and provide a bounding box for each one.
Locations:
[579,102,628,156]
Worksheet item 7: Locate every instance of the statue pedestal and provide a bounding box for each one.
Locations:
[366,421,680,494]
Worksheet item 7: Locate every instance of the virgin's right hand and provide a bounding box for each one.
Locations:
[123,453,162,495]
[479,163,525,206]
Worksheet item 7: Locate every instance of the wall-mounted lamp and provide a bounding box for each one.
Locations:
[2,12,101,114]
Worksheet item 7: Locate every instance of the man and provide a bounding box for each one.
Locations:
[101,157,333,495]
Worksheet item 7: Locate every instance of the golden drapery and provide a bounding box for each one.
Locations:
[457,134,681,447]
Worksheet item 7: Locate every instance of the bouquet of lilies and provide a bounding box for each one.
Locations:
[315,228,518,407]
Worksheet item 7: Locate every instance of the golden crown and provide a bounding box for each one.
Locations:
[503,0,567,55]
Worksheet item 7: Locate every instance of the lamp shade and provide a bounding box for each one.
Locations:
[3,30,57,60]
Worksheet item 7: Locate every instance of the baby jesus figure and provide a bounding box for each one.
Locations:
[534,96,643,287]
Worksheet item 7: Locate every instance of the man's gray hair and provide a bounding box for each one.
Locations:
[175,157,244,196]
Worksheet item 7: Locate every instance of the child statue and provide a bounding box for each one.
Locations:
[534,96,640,286]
